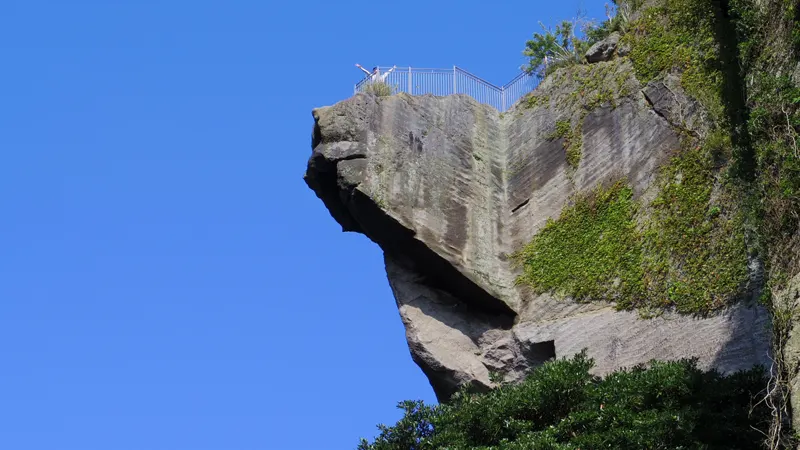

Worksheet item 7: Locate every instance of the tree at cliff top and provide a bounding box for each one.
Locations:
[523,19,591,78]
[523,1,642,78]
[358,353,768,450]
[520,0,800,445]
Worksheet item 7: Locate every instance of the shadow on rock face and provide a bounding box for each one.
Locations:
[385,255,545,401]
[305,89,772,400]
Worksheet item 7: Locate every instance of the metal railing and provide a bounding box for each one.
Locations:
[354,66,539,112]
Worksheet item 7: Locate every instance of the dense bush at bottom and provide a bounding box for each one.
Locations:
[358,352,768,450]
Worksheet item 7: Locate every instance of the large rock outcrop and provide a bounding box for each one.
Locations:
[304,59,772,401]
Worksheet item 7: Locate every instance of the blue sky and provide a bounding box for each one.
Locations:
[0,1,605,449]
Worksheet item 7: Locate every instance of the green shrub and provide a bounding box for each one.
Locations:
[358,352,768,450]
[523,20,592,78]
[523,1,645,80]
[362,81,395,97]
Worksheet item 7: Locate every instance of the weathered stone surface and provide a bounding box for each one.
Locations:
[643,73,706,134]
[618,40,632,57]
[586,32,621,63]
[385,255,530,399]
[514,303,771,376]
[304,65,772,400]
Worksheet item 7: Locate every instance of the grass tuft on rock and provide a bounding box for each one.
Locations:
[547,119,584,169]
[362,81,395,97]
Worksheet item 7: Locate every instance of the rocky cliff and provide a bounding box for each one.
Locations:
[304,54,772,400]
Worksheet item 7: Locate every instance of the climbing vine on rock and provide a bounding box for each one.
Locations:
[547,119,583,169]
[515,180,643,303]
[514,158,748,316]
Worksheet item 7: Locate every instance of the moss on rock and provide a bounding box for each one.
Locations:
[515,138,749,315]
[514,181,644,304]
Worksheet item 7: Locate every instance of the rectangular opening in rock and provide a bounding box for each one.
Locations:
[527,340,556,365]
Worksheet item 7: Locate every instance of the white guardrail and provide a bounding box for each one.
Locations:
[354,66,539,112]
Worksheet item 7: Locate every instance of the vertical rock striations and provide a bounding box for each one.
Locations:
[304,60,771,401]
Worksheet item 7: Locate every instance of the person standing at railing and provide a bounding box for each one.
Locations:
[355,64,396,83]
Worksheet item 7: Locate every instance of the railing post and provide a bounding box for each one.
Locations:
[352,65,539,111]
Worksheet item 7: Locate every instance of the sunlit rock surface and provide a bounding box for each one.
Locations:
[304,65,771,400]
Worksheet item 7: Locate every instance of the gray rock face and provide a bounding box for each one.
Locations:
[586,32,621,63]
[643,73,707,135]
[304,64,772,401]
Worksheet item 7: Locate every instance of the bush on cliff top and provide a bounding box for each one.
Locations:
[523,0,643,79]
[357,352,768,450]
[362,81,395,97]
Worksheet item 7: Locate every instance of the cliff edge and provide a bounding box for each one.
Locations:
[304,55,771,400]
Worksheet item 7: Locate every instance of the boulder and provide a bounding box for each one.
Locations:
[586,32,621,63]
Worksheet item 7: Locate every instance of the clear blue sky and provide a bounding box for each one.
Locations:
[0,1,605,449]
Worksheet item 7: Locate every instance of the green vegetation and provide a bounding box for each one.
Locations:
[727,2,800,445]
[524,56,634,118]
[640,140,749,313]
[525,93,550,108]
[523,19,597,78]
[514,144,749,315]
[593,0,643,38]
[623,0,726,123]
[515,181,642,303]
[362,81,395,97]
[358,352,768,450]
[728,0,800,279]
[546,119,583,168]
[569,59,632,110]
[522,1,642,79]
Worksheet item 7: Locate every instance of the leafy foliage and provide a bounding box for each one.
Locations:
[728,0,800,278]
[725,3,800,444]
[639,138,749,313]
[581,0,643,45]
[523,20,596,78]
[523,1,644,79]
[358,352,769,450]
[515,181,643,303]
[513,148,749,315]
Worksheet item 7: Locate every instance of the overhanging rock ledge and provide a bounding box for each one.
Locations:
[303,86,771,401]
